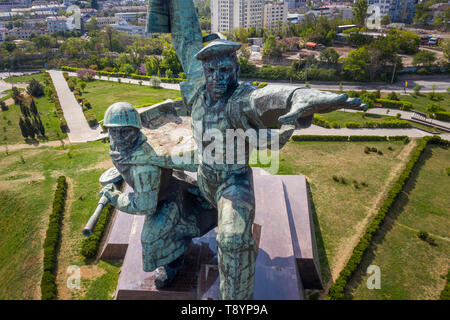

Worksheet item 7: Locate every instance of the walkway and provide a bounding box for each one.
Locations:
[48,70,106,143]
[294,124,435,138]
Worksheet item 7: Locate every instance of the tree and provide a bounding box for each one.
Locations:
[19,118,28,139]
[353,0,369,26]
[319,48,340,65]
[165,69,173,78]
[340,47,371,82]
[440,39,450,62]
[79,81,87,92]
[120,63,134,74]
[85,17,99,32]
[20,104,30,118]
[161,46,182,74]
[2,41,16,53]
[12,87,22,105]
[262,35,282,58]
[412,50,436,67]
[29,99,38,116]
[0,101,8,111]
[44,86,53,100]
[381,15,391,26]
[24,117,35,139]
[27,79,44,97]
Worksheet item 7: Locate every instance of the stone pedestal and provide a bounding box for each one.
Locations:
[100,167,322,299]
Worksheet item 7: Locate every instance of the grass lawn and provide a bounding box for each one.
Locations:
[0,141,119,299]
[348,144,450,299]
[320,110,446,133]
[3,72,48,85]
[0,94,67,145]
[251,139,412,284]
[320,111,397,125]
[386,92,450,114]
[75,78,182,121]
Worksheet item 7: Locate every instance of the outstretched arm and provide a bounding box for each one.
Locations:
[169,0,205,109]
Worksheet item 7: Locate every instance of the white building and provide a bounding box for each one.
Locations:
[90,16,123,28]
[115,12,146,21]
[263,1,288,29]
[110,20,145,35]
[211,0,264,33]
[46,16,70,33]
[2,27,47,39]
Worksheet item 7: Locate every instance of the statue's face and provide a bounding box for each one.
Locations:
[202,54,239,100]
[108,126,139,152]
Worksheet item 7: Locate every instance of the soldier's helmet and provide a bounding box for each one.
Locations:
[103,102,142,129]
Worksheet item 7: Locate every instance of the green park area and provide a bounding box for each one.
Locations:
[348,144,450,299]
[0,74,67,146]
[251,139,414,284]
[0,141,120,300]
[397,92,450,113]
[75,78,182,121]
[3,72,48,85]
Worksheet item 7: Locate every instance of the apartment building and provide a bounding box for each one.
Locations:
[263,1,288,29]
[286,0,306,9]
[211,0,264,33]
[46,16,70,33]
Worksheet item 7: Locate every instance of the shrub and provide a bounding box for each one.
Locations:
[418,231,437,246]
[349,136,387,141]
[77,69,96,81]
[41,176,67,300]
[313,114,332,128]
[84,110,98,127]
[376,99,412,110]
[364,146,370,154]
[446,167,450,176]
[387,91,399,100]
[441,270,450,300]
[0,101,8,111]
[291,135,349,141]
[377,150,383,155]
[345,122,361,128]
[27,78,45,97]
[150,76,161,88]
[435,112,450,122]
[80,204,114,258]
[332,175,339,182]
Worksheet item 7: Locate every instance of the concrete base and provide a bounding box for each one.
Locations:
[100,167,322,299]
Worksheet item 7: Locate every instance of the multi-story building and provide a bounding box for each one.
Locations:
[0,1,31,12]
[110,19,146,35]
[211,0,264,33]
[115,12,147,22]
[2,27,47,39]
[90,16,123,28]
[263,1,288,29]
[389,0,417,23]
[286,0,307,9]
[46,16,70,33]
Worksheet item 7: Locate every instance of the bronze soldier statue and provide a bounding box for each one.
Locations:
[146,0,365,299]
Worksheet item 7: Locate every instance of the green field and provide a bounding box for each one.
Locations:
[0,94,67,145]
[348,144,450,299]
[396,93,450,113]
[3,72,48,85]
[0,141,117,299]
[321,111,396,125]
[75,79,182,121]
[251,139,412,283]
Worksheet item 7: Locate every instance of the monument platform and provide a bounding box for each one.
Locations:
[100,167,322,300]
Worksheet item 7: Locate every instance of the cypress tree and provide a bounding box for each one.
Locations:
[37,117,45,136]
[32,117,40,137]
[30,99,38,116]
[19,117,28,138]
[24,117,35,139]
[20,104,30,118]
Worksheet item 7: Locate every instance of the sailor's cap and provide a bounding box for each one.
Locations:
[195,39,241,61]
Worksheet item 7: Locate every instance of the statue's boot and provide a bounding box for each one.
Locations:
[218,246,255,300]
[154,255,185,289]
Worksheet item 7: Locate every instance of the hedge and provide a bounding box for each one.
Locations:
[376,99,413,110]
[291,135,412,142]
[45,72,68,132]
[80,204,114,259]
[61,66,187,84]
[41,176,67,300]
[435,111,450,122]
[343,120,411,129]
[292,135,349,141]
[441,270,450,300]
[326,136,449,299]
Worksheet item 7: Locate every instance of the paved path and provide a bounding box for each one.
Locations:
[49,70,106,143]
[294,124,434,138]
[2,139,71,153]
[342,107,450,129]
[66,72,180,90]
[67,71,450,93]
